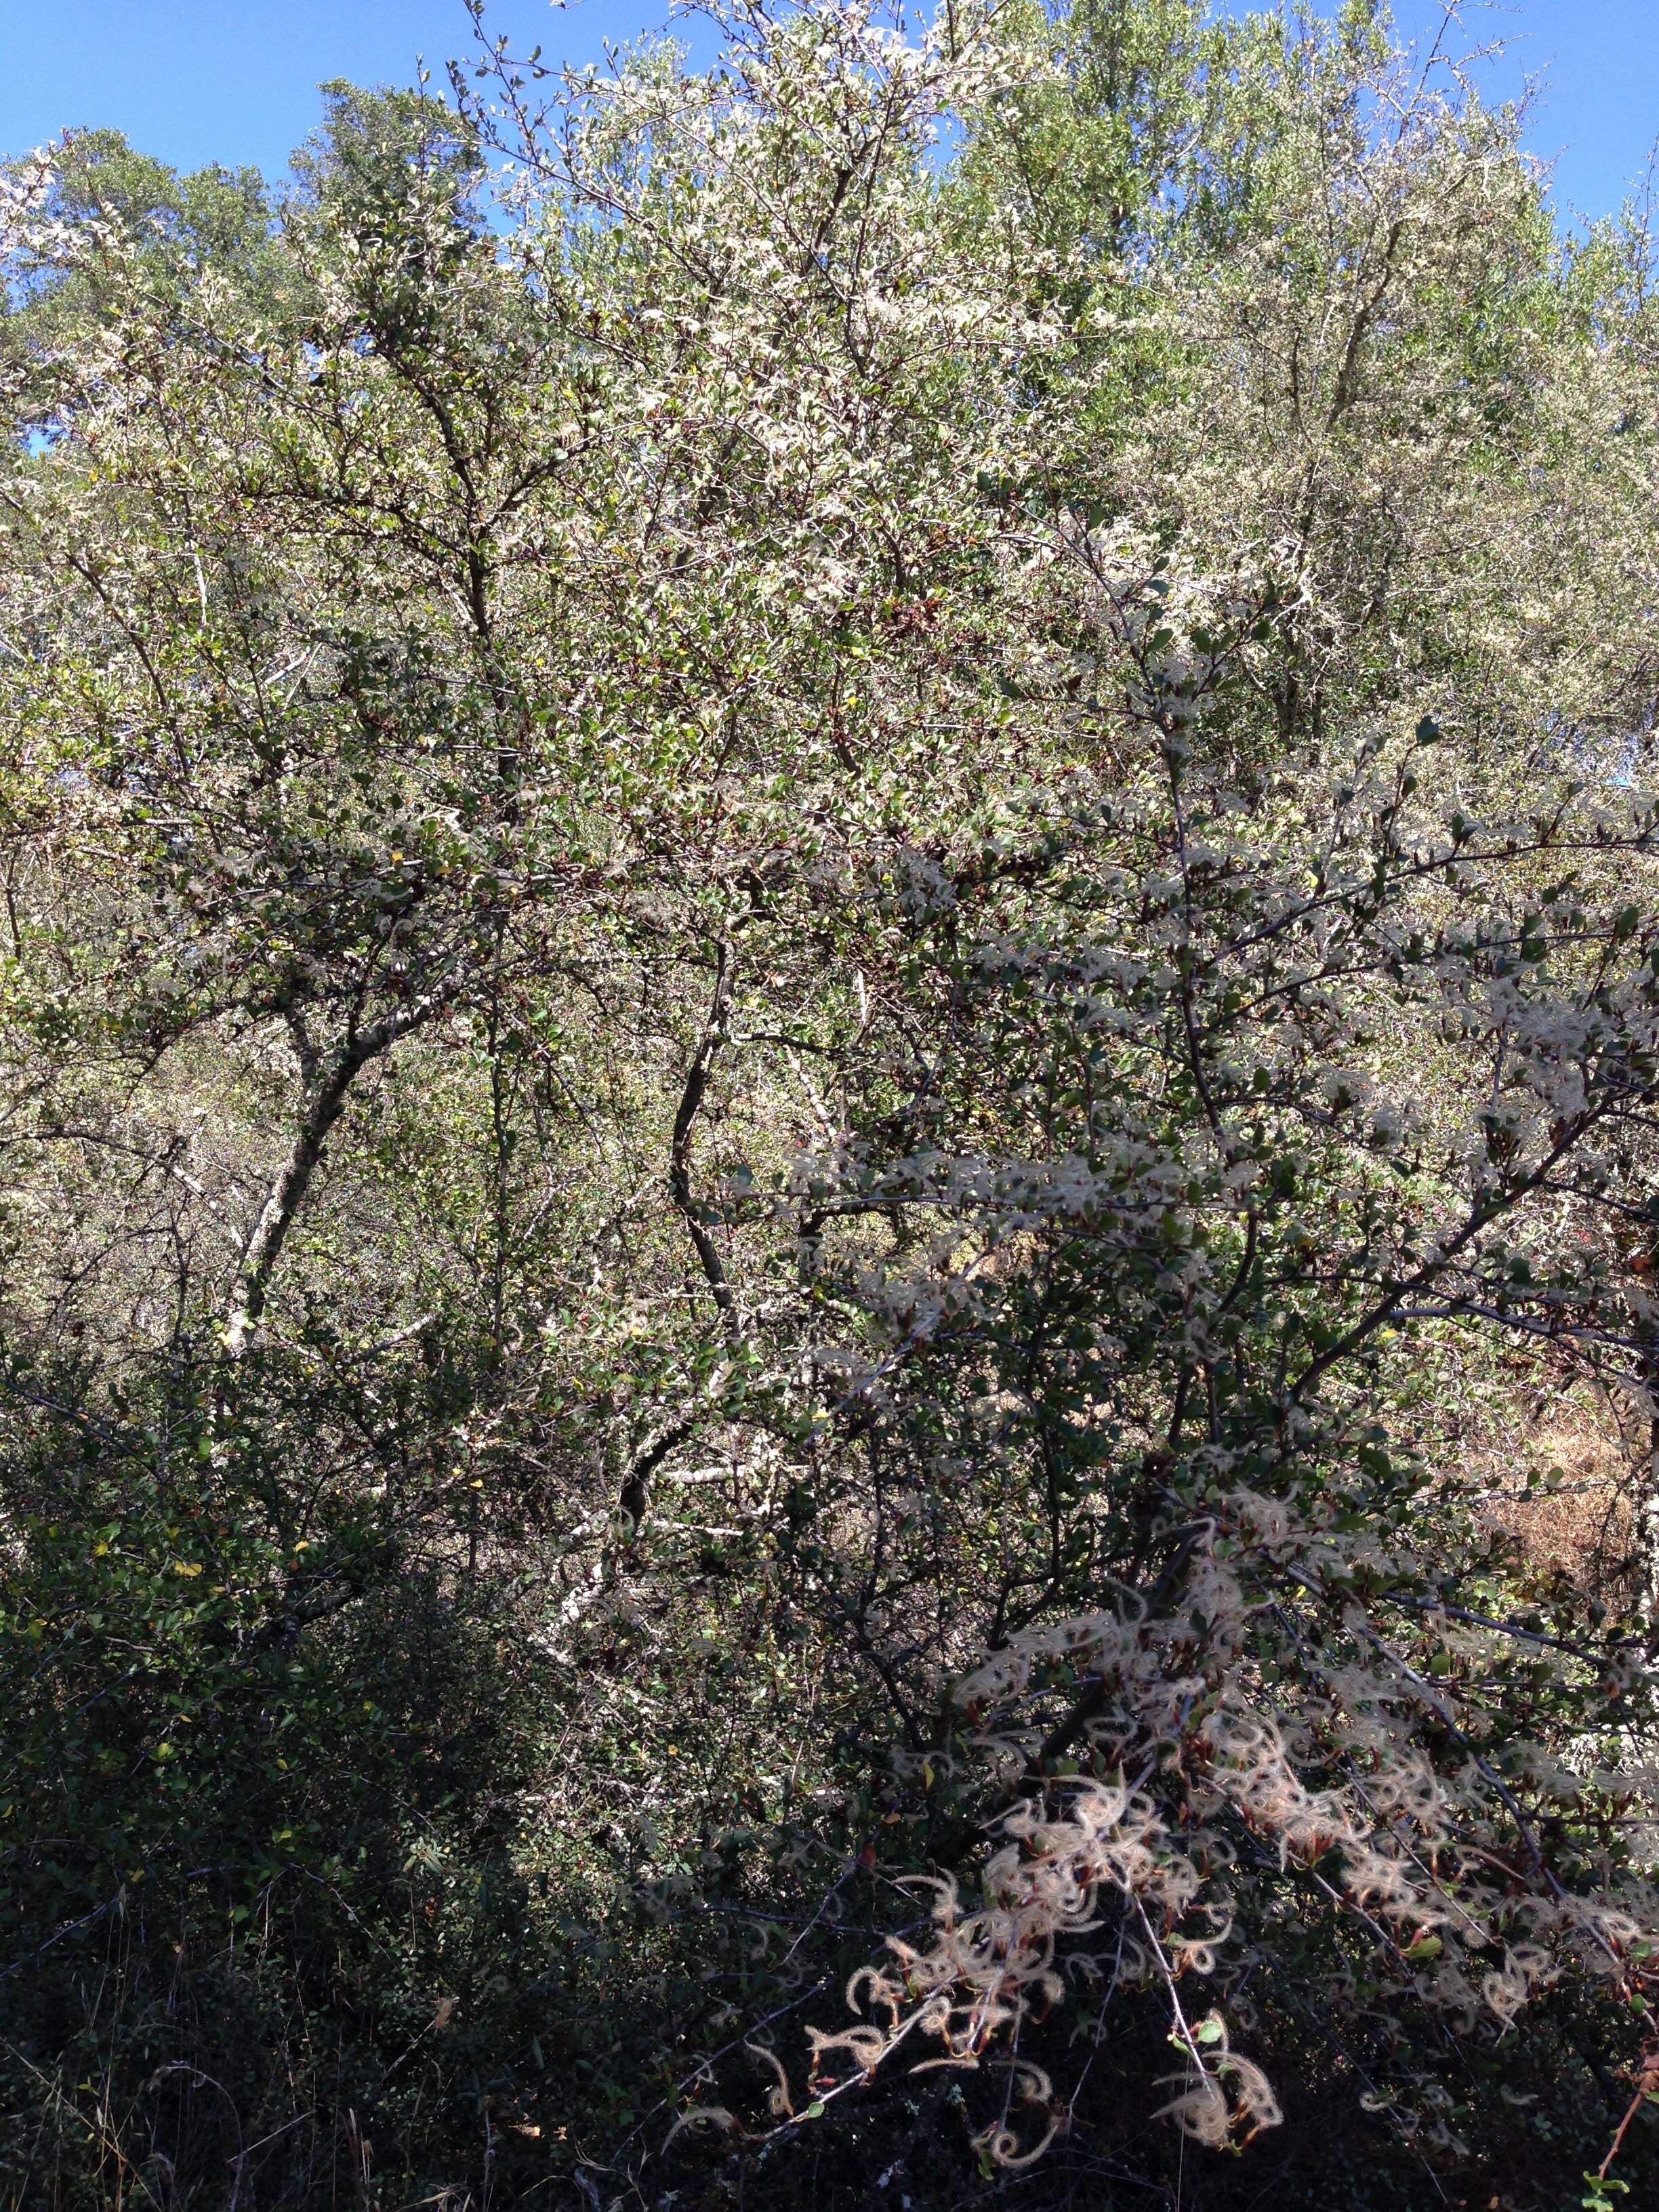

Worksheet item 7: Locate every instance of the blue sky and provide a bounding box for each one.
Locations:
[0,1,680,178]
[1381,1,1659,221]
[0,2,1652,220]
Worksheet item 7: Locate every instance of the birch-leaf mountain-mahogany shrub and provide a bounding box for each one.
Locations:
[570,7,1659,2180]
[1,1,1658,2203]
[756,588,1659,2171]
[0,18,1075,2198]
[0,11,1046,1364]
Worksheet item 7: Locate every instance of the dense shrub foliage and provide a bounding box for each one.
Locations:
[3,3,1659,2205]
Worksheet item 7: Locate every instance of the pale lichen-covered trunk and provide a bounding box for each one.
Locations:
[221,992,455,1356]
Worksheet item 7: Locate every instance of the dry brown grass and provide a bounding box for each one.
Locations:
[1473,1389,1641,1604]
